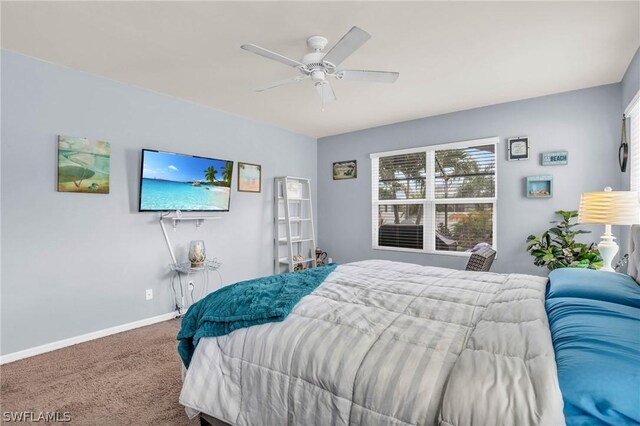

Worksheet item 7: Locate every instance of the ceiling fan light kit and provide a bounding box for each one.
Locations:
[241,26,399,108]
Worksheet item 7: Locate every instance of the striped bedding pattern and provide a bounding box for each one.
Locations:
[180,260,565,425]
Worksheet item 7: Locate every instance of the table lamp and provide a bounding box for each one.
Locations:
[578,187,639,272]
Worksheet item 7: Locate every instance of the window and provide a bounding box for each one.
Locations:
[371,137,498,255]
[628,93,640,192]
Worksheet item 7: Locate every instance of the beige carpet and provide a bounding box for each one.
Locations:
[0,318,198,425]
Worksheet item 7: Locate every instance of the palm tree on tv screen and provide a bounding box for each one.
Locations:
[222,162,233,186]
[204,166,218,184]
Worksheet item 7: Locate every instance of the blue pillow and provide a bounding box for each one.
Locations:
[547,268,640,309]
[546,297,640,425]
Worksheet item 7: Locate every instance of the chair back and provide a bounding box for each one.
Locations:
[465,247,496,272]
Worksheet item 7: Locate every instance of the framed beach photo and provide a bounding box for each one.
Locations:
[333,160,357,180]
[58,135,110,194]
[238,162,261,193]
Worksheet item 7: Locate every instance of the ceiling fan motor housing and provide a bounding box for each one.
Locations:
[301,51,326,69]
[307,35,328,51]
[301,51,331,82]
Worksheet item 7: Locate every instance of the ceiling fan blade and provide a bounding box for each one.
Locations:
[322,27,371,68]
[241,44,306,68]
[256,76,309,92]
[336,70,399,83]
[316,82,336,106]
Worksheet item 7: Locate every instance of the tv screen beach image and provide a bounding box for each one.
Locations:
[140,150,233,211]
[58,135,111,194]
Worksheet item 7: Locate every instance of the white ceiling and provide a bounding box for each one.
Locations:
[2,1,639,138]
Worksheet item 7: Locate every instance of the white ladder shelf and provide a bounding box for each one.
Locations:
[274,177,317,273]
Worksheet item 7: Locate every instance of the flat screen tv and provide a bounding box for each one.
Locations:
[139,149,233,212]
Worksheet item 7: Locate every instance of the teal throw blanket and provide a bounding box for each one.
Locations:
[177,263,337,367]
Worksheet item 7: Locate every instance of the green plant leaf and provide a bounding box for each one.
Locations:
[548,227,563,235]
[525,209,596,270]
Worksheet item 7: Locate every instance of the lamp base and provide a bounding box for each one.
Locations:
[598,227,618,272]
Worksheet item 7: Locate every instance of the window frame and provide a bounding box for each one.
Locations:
[626,90,640,193]
[370,137,499,257]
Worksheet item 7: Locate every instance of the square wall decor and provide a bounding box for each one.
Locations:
[526,175,553,198]
[507,136,529,161]
[57,135,110,194]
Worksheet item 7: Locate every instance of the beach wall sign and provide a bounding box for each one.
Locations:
[541,150,568,166]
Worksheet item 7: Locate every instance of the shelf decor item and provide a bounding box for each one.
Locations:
[315,248,328,266]
[526,175,553,198]
[507,136,529,161]
[293,255,307,271]
[541,151,568,166]
[286,181,303,199]
[333,160,357,180]
[58,135,111,194]
[188,240,206,268]
[526,210,602,270]
[578,187,640,272]
[238,162,261,193]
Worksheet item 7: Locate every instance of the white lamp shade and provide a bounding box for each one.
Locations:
[578,189,640,225]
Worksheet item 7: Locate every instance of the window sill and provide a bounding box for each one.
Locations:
[372,246,475,257]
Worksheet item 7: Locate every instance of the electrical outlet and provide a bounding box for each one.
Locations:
[146,289,153,300]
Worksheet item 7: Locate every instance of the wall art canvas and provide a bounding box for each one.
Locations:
[58,135,110,194]
[333,160,357,180]
[238,162,261,193]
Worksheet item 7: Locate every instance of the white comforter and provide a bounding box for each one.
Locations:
[180,260,565,426]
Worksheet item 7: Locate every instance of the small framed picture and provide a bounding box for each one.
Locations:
[526,175,553,198]
[333,160,357,180]
[286,181,302,199]
[508,137,529,161]
[237,162,261,193]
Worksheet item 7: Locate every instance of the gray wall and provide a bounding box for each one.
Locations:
[318,84,623,276]
[0,50,317,355]
[622,47,639,111]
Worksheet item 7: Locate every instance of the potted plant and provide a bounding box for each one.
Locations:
[526,210,603,270]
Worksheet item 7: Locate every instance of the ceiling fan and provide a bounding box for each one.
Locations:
[241,26,399,108]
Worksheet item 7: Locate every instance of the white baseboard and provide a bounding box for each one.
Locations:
[0,311,179,365]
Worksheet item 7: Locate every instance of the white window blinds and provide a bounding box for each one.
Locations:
[628,95,640,192]
[371,137,498,256]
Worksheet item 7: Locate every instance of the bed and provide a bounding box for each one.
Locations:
[179,260,565,425]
